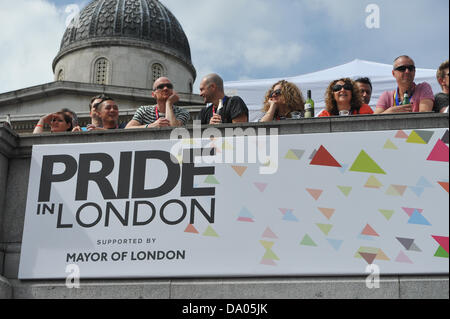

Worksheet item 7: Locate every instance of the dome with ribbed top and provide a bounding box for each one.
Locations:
[54,0,193,70]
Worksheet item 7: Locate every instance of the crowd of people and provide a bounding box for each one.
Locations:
[31,56,448,134]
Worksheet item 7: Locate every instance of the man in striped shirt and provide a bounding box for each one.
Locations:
[125,77,189,129]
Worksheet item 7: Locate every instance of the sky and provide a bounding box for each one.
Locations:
[0,0,448,94]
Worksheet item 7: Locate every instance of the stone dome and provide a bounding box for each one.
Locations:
[53,0,194,74]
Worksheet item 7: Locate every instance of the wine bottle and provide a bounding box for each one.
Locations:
[304,90,315,118]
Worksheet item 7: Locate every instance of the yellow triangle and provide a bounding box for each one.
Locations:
[259,240,275,250]
[222,141,234,150]
[203,225,219,237]
[406,131,426,144]
[376,249,390,261]
[285,150,299,160]
[365,175,383,188]
[383,139,398,150]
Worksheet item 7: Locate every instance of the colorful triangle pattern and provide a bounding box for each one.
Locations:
[232,166,247,177]
[406,130,427,144]
[402,207,424,217]
[316,223,333,235]
[408,210,431,226]
[383,139,398,150]
[300,234,317,247]
[438,181,449,193]
[254,182,268,193]
[327,239,343,251]
[310,145,341,167]
[395,130,409,139]
[237,207,255,223]
[285,149,305,160]
[349,150,386,174]
[365,175,383,188]
[337,186,352,197]
[427,139,449,162]
[306,188,323,201]
[262,227,278,239]
[355,247,390,263]
[204,175,220,184]
[361,224,380,237]
[378,209,395,221]
[441,130,449,144]
[184,224,199,234]
[386,185,407,196]
[260,229,279,266]
[318,207,335,220]
[432,236,449,254]
[203,225,219,237]
[395,251,413,264]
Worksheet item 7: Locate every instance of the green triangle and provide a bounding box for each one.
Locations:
[414,130,434,144]
[378,209,395,221]
[383,139,398,150]
[406,131,427,144]
[204,175,220,184]
[434,246,449,258]
[316,223,333,235]
[300,234,317,247]
[203,225,219,237]
[337,186,352,197]
[263,249,280,260]
[349,150,386,174]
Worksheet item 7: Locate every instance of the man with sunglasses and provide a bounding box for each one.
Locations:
[126,77,189,129]
[199,73,248,125]
[374,55,434,114]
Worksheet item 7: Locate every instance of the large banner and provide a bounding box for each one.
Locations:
[19,128,449,279]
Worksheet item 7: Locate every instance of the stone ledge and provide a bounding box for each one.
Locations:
[0,276,12,299]
[6,276,447,299]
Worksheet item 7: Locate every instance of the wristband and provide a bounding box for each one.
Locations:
[35,124,43,128]
[145,124,150,129]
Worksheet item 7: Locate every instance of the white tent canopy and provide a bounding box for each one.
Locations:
[224,59,440,121]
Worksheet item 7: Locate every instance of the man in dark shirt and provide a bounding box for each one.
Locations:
[433,60,449,113]
[199,73,249,125]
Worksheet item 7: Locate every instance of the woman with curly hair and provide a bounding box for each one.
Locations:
[259,80,305,122]
[33,111,74,134]
[319,78,373,117]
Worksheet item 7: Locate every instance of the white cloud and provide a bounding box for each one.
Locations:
[0,0,66,93]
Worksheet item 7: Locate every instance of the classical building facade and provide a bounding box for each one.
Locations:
[0,0,203,133]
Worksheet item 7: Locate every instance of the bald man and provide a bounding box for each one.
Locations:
[199,73,249,125]
[374,55,434,114]
[126,77,189,129]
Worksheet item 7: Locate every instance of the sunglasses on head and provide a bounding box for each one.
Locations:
[394,65,416,72]
[332,83,353,92]
[269,89,282,98]
[154,83,173,91]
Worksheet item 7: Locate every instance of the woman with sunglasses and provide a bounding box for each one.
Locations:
[319,78,373,117]
[259,80,305,122]
[33,111,74,134]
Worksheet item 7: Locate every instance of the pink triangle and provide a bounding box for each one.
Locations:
[237,217,254,223]
[395,251,413,264]
[427,139,449,162]
[361,224,380,236]
[184,224,199,234]
[306,188,323,201]
[432,236,449,254]
[260,258,277,266]
[262,227,278,239]
[401,207,423,217]
[395,130,409,139]
[279,208,291,215]
[254,182,268,192]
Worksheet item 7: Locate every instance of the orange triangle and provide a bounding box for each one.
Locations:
[231,166,247,177]
[184,224,199,234]
[318,207,335,220]
[392,185,407,196]
[438,182,449,193]
[310,145,341,167]
[361,224,379,237]
[306,188,323,200]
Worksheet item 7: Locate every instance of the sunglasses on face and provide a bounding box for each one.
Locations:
[332,83,353,92]
[154,83,173,91]
[269,89,282,98]
[394,65,416,72]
